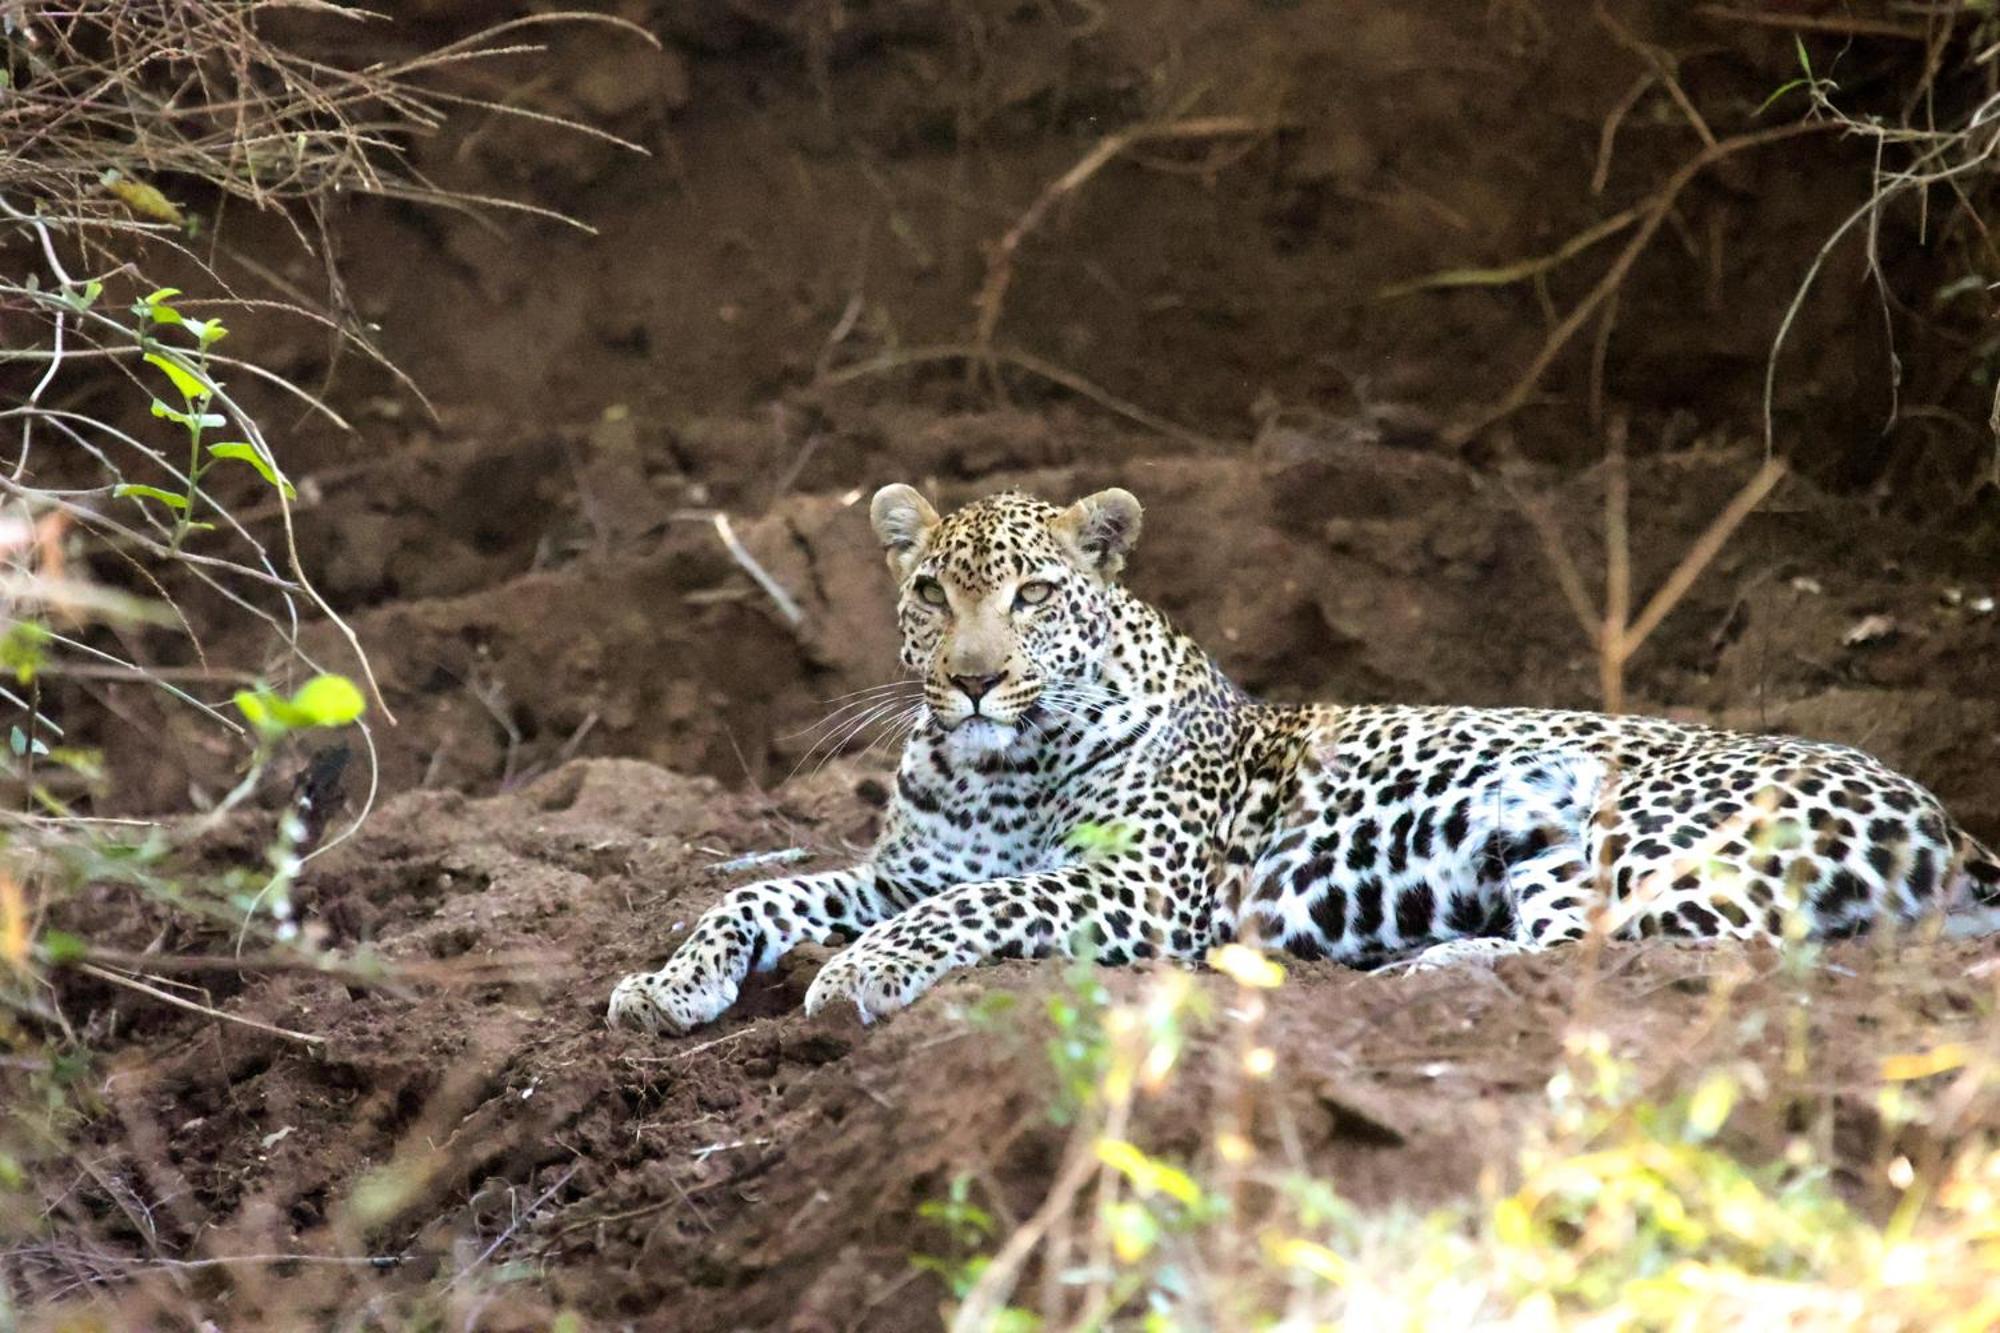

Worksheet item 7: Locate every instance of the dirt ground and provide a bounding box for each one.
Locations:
[20,0,2000,1327]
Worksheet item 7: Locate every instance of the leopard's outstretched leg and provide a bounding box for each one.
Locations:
[609,866,908,1033]
[804,861,1186,1022]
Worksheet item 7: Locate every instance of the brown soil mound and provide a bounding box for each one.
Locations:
[45,754,2000,1328]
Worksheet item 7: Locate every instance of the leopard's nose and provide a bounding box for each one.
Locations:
[951,672,1005,703]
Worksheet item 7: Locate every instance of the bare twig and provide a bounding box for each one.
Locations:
[445,1162,581,1290]
[78,963,324,1045]
[1600,423,1632,712]
[1693,6,1932,41]
[1620,457,1785,652]
[1514,445,1785,712]
[969,115,1282,389]
[1502,476,1601,645]
[712,513,805,629]
[820,342,1215,449]
[1377,207,1642,300]
[708,847,814,876]
[1595,72,1658,196]
[1595,2,1717,150]
[953,1136,1101,1331]
[71,946,554,987]
[1444,122,1833,447]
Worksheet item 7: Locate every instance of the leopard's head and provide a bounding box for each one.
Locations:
[871,484,1142,750]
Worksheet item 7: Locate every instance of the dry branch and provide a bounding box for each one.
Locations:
[1377,208,1642,300]
[1443,121,1834,448]
[819,342,1216,449]
[1620,457,1785,653]
[711,512,805,629]
[78,963,324,1045]
[1595,2,1717,150]
[1693,6,1935,41]
[1512,442,1785,713]
[969,115,1282,388]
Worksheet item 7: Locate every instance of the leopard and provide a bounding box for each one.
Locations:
[607,484,2000,1033]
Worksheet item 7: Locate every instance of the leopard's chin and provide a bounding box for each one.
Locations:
[944,716,1017,756]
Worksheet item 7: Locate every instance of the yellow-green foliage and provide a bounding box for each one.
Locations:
[923,947,2000,1331]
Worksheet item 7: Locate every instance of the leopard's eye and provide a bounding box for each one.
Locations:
[915,577,949,608]
[1014,580,1055,609]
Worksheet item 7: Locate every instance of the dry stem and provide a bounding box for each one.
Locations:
[1444,122,1833,448]
[1511,427,1786,712]
[968,115,1281,393]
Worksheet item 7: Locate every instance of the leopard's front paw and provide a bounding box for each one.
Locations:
[802,943,938,1024]
[1385,937,1527,976]
[607,960,738,1034]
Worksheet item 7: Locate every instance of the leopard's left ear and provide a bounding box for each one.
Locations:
[1054,488,1143,579]
[871,483,941,578]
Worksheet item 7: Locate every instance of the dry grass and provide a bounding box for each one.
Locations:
[2,2,651,251]
[1,6,642,1322]
[934,942,2000,1331]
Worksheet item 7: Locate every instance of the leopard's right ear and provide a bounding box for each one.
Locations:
[870,483,940,578]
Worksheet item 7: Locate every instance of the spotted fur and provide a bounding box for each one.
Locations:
[608,487,2000,1032]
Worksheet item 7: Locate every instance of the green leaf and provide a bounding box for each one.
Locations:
[0,622,49,684]
[207,443,296,499]
[144,352,210,403]
[235,675,366,735]
[152,399,225,430]
[150,398,193,427]
[8,726,24,756]
[234,688,276,733]
[138,287,184,324]
[114,483,190,510]
[1755,79,1809,117]
[287,675,366,726]
[46,747,104,782]
[41,931,88,965]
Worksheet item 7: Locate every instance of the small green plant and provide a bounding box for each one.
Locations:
[913,1174,1001,1297]
[919,930,2000,1331]
[116,287,296,550]
[1045,948,1113,1125]
[1065,821,1140,861]
[1757,36,1839,118]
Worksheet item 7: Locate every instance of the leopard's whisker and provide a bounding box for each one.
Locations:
[810,700,933,779]
[823,679,924,701]
[788,697,912,783]
[782,683,926,743]
[1031,698,1096,734]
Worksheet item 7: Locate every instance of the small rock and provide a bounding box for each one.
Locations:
[1842,614,1898,648]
